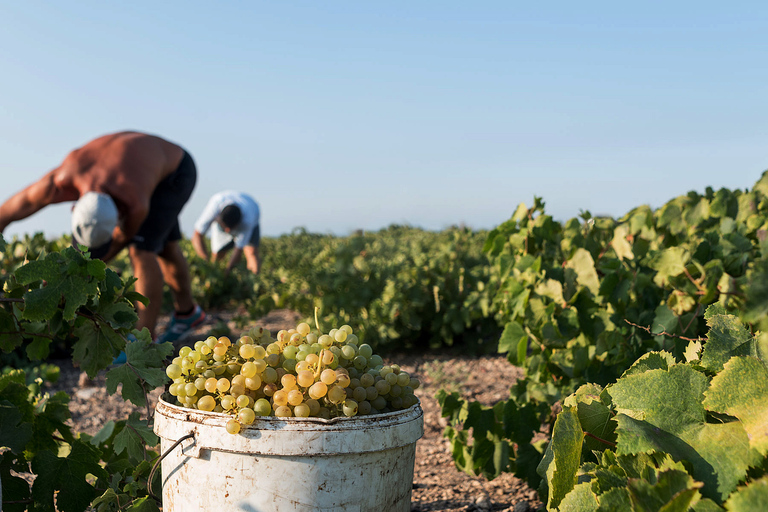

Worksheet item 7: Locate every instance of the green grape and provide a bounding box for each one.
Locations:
[220,395,235,410]
[198,395,216,412]
[293,403,310,417]
[194,377,207,391]
[297,322,311,336]
[352,386,367,402]
[308,382,327,399]
[274,405,293,417]
[341,345,356,360]
[184,382,197,397]
[371,396,387,410]
[320,369,337,385]
[342,399,358,417]
[360,373,375,387]
[226,419,241,434]
[327,385,346,404]
[239,344,256,359]
[236,394,251,408]
[375,380,391,395]
[245,375,262,390]
[217,378,231,393]
[166,364,182,380]
[238,407,256,425]
[254,398,272,416]
[241,361,258,378]
[358,400,372,415]
[287,389,304,406]
[358,344,373,359]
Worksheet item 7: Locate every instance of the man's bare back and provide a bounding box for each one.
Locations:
[0,131,185,240]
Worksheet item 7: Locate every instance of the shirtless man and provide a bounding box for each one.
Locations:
[0,131,205,344]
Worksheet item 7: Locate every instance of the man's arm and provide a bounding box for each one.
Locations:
[0,172,68,233]
[192,230,210,261]
[100,196,149,262]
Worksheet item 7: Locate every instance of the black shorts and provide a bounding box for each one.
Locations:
[131,150,197,253]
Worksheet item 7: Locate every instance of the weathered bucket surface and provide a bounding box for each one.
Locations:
[153,396,424,512]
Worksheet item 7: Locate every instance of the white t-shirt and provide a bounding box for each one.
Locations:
[194,191,260,249]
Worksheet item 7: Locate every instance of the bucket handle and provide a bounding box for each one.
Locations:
[148,431,195,502]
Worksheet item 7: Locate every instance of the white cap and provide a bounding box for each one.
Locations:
[71,191,118,248]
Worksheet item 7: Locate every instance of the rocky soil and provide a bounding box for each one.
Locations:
[49,309,543,512]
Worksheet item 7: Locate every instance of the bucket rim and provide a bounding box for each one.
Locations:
[155,393,423,427]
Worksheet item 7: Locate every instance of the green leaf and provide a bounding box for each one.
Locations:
[565,385,616,454]
[609,364,752,503]
[558,481,599,511]
[627,469,702,512]
[114,413,158,460]
[649,246,690,287]
[125,496,162,512]
[566,248,600,295]
[106,336,173,406]
[31,439,109,512]
[0,401,32,452]
[612,224,634,261]
[703,356,768,455]
[16,251,100,321]
[72,321,126,378]
[596,487,632,512]
[621,351,676,378]
[724,476,768,511]
[498,321,527,364]
[701,312,757,373]
[538,406,583,510]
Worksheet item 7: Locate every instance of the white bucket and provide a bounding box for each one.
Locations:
[153,396,424,512]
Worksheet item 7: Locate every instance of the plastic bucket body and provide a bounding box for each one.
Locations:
[153,396,424,512]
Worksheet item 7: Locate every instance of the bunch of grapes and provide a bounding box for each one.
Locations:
[164,322,421,434]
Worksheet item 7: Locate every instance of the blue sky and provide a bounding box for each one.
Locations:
[2,2,767,240]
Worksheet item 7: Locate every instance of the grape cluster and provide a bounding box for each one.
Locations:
[165,322,420,434]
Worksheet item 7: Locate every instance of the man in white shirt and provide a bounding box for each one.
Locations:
[192,191,261,276]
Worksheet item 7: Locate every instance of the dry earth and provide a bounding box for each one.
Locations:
[48,309,543,512]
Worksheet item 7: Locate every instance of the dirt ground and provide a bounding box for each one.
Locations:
[50,309,543,512]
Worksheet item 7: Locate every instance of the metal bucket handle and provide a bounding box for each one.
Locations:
[148,431,195,502]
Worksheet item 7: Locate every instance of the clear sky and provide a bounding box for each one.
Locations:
[2,2,767,240]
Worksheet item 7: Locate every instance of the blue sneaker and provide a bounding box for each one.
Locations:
[112,334,137,365]
[157,305,206,343]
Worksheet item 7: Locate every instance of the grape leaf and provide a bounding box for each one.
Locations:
[627,469,702,512]
[723,476,768,512]
[566,249,600,296]
[558,481,599,511]
[31,439,109,512]
[498,321,527,365]
[0,401,32,451]
[15,251,102,321]
[701,313,757,373]
[105,335,173,406]
[596,487,632,512]
[609,364,751,503]
[114,413,158,460]
[612,224,634,261]
[649,246,689,286]
[537,406,583,510]
[703,356,768,455]
[72,321,126,378]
